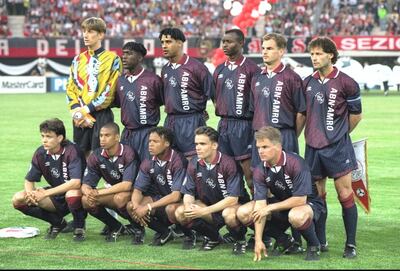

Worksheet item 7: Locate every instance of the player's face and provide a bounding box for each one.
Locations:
[195,134,218,162]
[82,28,104,50]
[262,39,284,67]
[41,131,63,154]
[256,138,280,164]
[148,132,169,157]
[160,35,182,60]
[99,127,120,151]
[310,46,333,71]
[122,49,142,71]
[222,33,242,59]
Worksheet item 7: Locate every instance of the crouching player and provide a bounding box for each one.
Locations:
[237,126,324,261]
[127,127,189,246]
[175,126,250,253]
[12,118,86,241]
[81,122,142,242]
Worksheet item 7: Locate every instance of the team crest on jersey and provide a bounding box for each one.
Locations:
[275,181,286,190]
[110,170,120,179]
[169,76,177,87]
[50,168,60,178]
[315,92,324,104]
[225,79,234,89]
[156,174,166,185]
[262,87,270,97]
[205,178,216,189]
[126,91,135,102]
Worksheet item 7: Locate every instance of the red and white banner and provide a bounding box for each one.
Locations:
[332,36,400,51]
[351,138,371,213]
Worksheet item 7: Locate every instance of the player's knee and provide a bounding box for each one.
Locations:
[236,205,251,224]
[113,193,129,209]
[288,209,308,228]
[12,191,26,208]
[174,205,185,223]
[65,189,82,198]
[222,207,237,225]
[81,196,91,209]
[165,204,177,220]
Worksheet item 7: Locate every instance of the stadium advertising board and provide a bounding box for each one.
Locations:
[48,77,68,92]
[0,76,46,93]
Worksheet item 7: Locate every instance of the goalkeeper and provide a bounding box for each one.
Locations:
[66,17,122,158]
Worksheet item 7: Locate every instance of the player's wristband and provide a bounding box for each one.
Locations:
[147,203,152,212]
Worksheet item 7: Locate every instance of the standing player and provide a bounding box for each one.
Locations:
[304,37,362,259]
[159,27,214,159]
[237,127,324,261]
[212,28,261,193]
[81,122,141,242]
[114,42,163,163]
[66,17,122,158]
[127,127,189,246]
[175,126,250,254]
[12,118,87,241]
[250,33,307,251]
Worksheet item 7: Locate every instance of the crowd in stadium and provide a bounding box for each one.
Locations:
[1,0,399,38]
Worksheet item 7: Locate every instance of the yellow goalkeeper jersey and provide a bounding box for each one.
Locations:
[66,47,122,113]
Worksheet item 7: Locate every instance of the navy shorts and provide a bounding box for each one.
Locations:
[164,112,206,157]
[73,108,114,152]
[44,187,70,216]
[307,197,326,222]
[217,118,253,161]
[211,211,225,229]
[305,134,357,180]
[121,126,154,163]
[251,128,299,168]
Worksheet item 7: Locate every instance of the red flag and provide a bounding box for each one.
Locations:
[351,139,371,213]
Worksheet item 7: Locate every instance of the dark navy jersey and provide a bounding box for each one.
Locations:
[251,64,306,131]
[83,143,139,187]
[115,69,163,130]
[134,148,187,197]
[181,152,247,206]
[25,141,85,187]
[253,151,317,202]
[161,54,214,114]
[212,56,261,119]
[304,67,362,148]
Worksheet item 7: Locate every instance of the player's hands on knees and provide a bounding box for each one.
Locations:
[183,204,204,219]
[87,189,98,206]
[32,188,47,203]
[25,191,37,206]
[253,240,268,262]
[251,207,270,223]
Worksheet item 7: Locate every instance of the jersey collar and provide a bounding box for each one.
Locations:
[88,47,105,56]
[312,66,339,79]
[198,151,222,167]
[152,148,174,162]
[264,150,286,168]
[46,146,65,156]
[168,54,189,68]
[261,63,285,75]
[101,143,124,158]
[224,55,246,67]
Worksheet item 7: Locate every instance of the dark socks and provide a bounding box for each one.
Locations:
[296,219,320,247]
[340,194,358,246]
[191,219,220,241]
[315,193,327,245]
[14,204,64,226]
[66,197,86,229]
[88,206,122,231]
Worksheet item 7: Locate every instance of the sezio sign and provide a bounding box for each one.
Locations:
[0,76,46,93]
[332,36,400,51]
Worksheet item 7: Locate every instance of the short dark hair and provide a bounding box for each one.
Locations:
[263,33,287,49]
[39,118,66,143]
[159,28,186,42]
[149,126,174,145]
[101,122,120,135]
[308,37,339,64]
[225,29,245,43]
[123,42,147,57]
[195,126,219,143]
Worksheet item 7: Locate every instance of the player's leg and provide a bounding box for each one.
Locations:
[65,189,87,241]
[223,204,247,255]
[335,173,358,259]
[12,190,67,239]
[289,205,320,261]
[174,203,198,249]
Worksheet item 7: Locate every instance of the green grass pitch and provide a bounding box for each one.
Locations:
[0,92,399,269]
